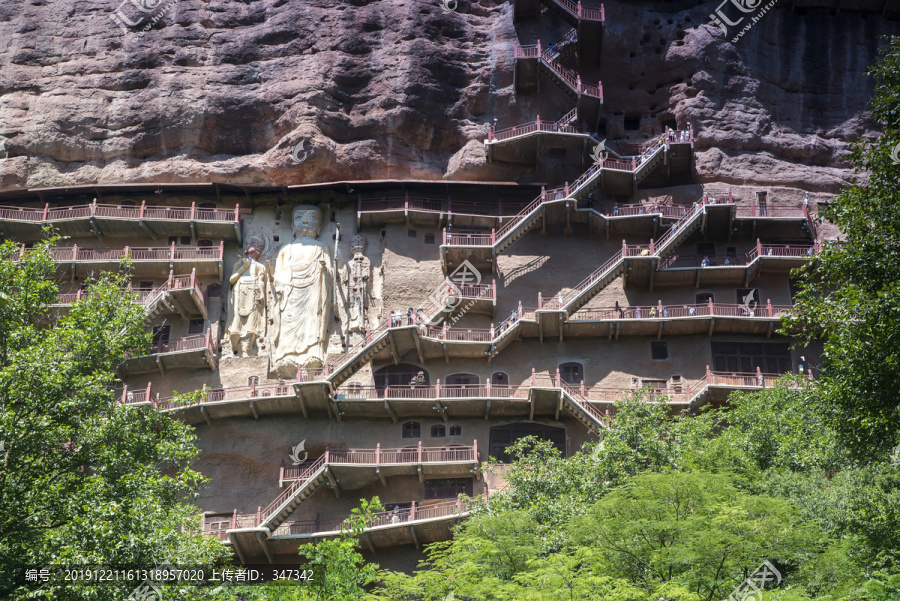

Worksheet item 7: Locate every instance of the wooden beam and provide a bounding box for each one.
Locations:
[413,333,425,364]
[249,400,258,421]
[708,318,715,337]
[435,401,449,422]
[529,394,535,421]
[155,355,166,377]
[417,464,424,483]
[363,532,376,555]
[384,400,399,422]
[324,467,341,498]
[657,321,663,340]
[138,220,158,240]
[555,393,562,421]
[766,321,774,338]
[200,406,211,426]
[375,467,387,486]
[388,334,400,365]
[256,532,275,564]
[442,342,449,363]
[297,390,308,419]
[229,533,248,565]
[409,525,420,550]
[483,400,491,421]
[614,321,620,341]
[695,268,701,289]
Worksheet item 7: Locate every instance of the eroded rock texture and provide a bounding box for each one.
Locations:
[0,0,896,190]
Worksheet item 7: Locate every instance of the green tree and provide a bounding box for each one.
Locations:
[0,240,229,600]
[784,35,900,459]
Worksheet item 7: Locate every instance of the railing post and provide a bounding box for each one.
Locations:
[201,383,207,404]
[219,240,224,259]
[376,443,381,465]
[410,501,416,521]
[123,245,130,258]
[42,203,49,220]
[708,297,714,315]
[436,378,440,398]
[531,367,536,387]
[757,238,762,257]
[622,239,627,255]
[538,292,543,309]
[279,464,284,485]
[767,299,772,317]
[555,367,561,388]
[518,300,523,317]
[632,157,636,171]
[486,376,491,396]
[91,198,97,216]
[473,438,478,462]
[325,445,330,463]
[146,381,152,405]
[580,380,585,397]
[492,279,497,300]
[565,182,570,197]
[757,366,763,387]
[405,191,409,210]
[140,200,146,219]
[490,323,495,339]
[658,300,663,315]
[170,240,176,259]
[443,227,447,245]
[72,243,78,261]
[541,186,546,202]
[417,440,423,463]
[537,39,541,55]
[120,384,127,404]
[457,497,462,512]
[492,228,496,245]
[442,324,448,340]
[728,189,733,204]
[650,239,655,254]
[190,268,196,290]
[76,289,82,301]
[190,201,196,221]
[578,0,582,17]
[706,365,711,382]
[234,203,240,222]
[256,506,261,527]
[536,114,541,129]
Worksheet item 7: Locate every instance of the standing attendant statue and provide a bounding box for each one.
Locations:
[343,234,372,335]
[270,206,333,378]
[226,245,267,357]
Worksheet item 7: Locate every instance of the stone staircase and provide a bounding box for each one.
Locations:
[261,458,329,530]
[560,389,608,434]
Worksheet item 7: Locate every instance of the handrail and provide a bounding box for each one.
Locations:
[17,245,224,262]
[569,303,792,321]
[0,203,238,222]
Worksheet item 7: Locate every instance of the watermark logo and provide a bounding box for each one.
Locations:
[110,0,180,36]
[891,443,900,466]
[590,142,607,165]
[439,0,457,13]
[128,556,175,601]
[425,260,487,325]
[740,289,758,316]
[890,142,900,166]
[709,0,778,42]
[726,559,782,601]
[289,440,308,465]
[290,139,312,165]
[443,592,456,601]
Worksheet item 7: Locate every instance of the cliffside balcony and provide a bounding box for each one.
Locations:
[356,193,529,230]
[209,498,469,562]
[565,301,792,339]
[120,330,217,376]
[0,200,241,242]
[48,272,208,321]
[14,242,225,278]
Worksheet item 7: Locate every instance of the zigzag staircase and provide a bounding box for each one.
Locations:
[260,456,329,530]
[541,200,707,314]
[560,387,608,434]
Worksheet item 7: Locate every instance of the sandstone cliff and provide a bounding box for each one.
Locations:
[0,0,895,192]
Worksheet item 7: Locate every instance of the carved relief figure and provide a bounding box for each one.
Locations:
[343,234,371,334]
[270,206,332,378]
[226,243,267,357]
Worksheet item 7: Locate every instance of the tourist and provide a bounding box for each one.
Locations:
[701,256,710,267]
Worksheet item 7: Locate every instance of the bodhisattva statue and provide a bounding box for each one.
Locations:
[270,206,333,378]
[226,245,267,357]
[343,234,371,335]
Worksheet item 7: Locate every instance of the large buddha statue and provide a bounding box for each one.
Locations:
[270,206,333,378]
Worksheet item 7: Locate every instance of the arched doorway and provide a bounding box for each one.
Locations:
[374,364,429,394]
[488,422,566,463]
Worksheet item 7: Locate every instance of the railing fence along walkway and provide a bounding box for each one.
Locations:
[14,241,225,263]
[122,329,216,363]
[445,127,694,250]
[52,269,207,309]
[253,443,477,528]
[514,39,603,99]
[0,200,240,223]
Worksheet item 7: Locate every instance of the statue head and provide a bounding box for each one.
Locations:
[292,205,322,239]
[351,234,367,254]
[245,246,261,261]
[244,231,269,259]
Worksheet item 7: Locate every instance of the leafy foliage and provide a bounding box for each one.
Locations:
[0,239,229,600]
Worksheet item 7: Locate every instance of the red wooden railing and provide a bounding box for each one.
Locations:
[569,302,792,321]
[262,498,469,538]
[0,201,239,223]
[18,244,224,263]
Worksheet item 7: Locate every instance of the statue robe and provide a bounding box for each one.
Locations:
[272,238,332,369]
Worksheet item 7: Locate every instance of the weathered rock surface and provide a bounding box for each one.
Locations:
[0,0,896,191]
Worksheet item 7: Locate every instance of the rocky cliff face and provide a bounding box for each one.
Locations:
[0,0,895,192]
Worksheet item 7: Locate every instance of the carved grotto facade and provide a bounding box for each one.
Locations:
[0,0,825,569]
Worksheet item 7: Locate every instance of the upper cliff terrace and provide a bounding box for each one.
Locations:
[0,200,241,243]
